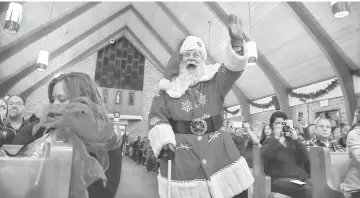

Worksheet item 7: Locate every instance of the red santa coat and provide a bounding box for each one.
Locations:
[148,40,254,198]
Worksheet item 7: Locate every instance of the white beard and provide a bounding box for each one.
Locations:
[177,63,205,87]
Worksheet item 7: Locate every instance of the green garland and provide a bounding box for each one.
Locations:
[289,79,339,100]
[250,79,339,108]
[249,99,274,109]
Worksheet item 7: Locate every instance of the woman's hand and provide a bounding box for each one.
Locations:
[286,127,298,140]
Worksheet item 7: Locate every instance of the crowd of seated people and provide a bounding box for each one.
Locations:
[230,109,360,198]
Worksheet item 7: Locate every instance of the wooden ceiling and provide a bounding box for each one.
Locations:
[0,1,359,108]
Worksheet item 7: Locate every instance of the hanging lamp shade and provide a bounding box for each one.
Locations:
[36,50,49,71]
[4,2,23,34]
[247,41,257,66]
[330,1,350,18]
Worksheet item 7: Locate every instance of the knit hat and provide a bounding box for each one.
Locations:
[159,36,207,90]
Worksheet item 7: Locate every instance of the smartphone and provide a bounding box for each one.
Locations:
[286,120,294,128]
[298,112,303,122]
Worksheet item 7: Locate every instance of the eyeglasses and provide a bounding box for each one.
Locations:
[182,52,201,60]
[8,102,24,106]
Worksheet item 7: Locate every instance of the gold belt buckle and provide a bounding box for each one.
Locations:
[190,118,208,136]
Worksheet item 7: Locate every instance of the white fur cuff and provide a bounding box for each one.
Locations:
[148,124,176,158]
[224,39,248,72]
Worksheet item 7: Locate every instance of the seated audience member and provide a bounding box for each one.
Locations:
[341,122,360,198]
[260,124,272,144]
[298,117,316,150]
[0,98,8,127]
[313,118,346,152]
[261,111,312,198]
[231,123,260,168]
[5,95,28,132]
[340,123,351,147]
[332,126,342,142]
[13,72,122,198]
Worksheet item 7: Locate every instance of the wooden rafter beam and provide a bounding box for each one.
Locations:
[157,2,251,120]
[0,4,133,97]
[0,2,99,65]
[287,2,357,125]
[205,2,292,117]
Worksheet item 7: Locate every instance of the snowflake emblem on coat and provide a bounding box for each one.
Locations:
[150,116,160,126]
[198,93,207,107]
[182,100,193,113]
[202,113,210,119]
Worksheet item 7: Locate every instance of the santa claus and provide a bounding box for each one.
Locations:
[148,14,254,198]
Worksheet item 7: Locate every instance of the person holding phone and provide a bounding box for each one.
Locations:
[261,111,312,198]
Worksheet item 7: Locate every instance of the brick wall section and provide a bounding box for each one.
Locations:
[95,37,145,91]
[25,53,163,138]
[126,59,163,138]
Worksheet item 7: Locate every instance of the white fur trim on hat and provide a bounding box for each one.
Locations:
[180,36,207,61]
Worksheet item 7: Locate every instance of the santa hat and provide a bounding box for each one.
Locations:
[159,36,207,90]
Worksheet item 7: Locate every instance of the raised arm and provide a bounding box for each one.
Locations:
[147,91,176,158]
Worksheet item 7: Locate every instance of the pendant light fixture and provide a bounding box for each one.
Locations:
[36,2,54,71]
[247,2,257,66]
[4,2,23,34]
[330,1,350,18]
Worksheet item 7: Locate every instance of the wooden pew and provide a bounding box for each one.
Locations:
[251,145,291,198]
[251,145,271,198]
[310,147,351,198]
[0,142,74,198]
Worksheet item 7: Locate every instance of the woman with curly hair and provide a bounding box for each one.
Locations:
[13,72,122,198]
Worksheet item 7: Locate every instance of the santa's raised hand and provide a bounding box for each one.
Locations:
[227,14,244,55]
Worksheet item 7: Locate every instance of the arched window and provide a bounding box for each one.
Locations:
[129,92,135,106]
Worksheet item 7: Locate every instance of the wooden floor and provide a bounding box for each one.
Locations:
[115,156,159,198]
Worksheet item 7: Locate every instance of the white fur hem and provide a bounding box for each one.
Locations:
[158,175,211,198]
[224,39,248,72]
[208,157,254,198]
[148,124,176,158]
[157,157,253,198]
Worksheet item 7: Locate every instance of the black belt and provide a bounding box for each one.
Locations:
[169,114,223,135]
